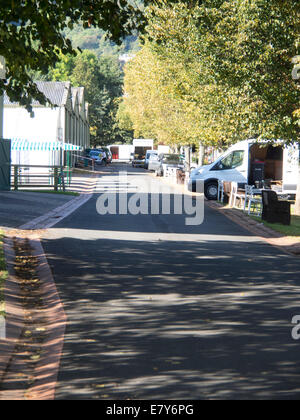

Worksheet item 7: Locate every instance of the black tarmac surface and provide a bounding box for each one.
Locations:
[41,165,300,400]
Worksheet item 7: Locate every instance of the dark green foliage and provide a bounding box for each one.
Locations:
[0,0,147,110]
[52,51,130,146]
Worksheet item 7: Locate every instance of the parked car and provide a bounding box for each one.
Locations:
[89,150,104,165]
[144,150,158,169]
[96,147,112,164]
[188,139,299,200]
[149,153,185,176]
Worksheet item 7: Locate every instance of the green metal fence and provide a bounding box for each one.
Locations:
[0,139,11,191]
[11,165,67,192]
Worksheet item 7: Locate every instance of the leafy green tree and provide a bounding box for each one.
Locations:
[115,100,135,144]
[123,4,230,148]
[292,55,300,214]
[0,0,148,110]
[51,52,76,82]
[123,0,299,147]
[52,50,126,146]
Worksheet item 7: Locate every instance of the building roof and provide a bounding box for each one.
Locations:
[4,81,72,107]
[4,81,89,122]
[37,81,71,106]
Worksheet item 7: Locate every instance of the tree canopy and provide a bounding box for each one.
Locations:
[122,0,299,147]
[0,0,147,110]
[52,50,128,146]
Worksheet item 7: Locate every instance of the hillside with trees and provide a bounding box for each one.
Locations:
[63,24,140,58]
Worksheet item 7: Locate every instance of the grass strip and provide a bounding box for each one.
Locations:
[251,215,300,238]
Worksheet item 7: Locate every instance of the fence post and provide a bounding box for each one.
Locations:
[54,167,58,191]
[14,166,18,190]
[60,167,66,192]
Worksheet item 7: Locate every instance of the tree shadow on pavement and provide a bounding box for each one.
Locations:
[42,234,300,400]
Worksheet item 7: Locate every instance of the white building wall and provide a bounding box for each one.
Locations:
[4,107,60,166]
[4,107,58,142]
[4,93,90,167]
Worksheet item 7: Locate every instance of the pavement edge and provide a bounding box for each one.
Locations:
[0,236,25,388]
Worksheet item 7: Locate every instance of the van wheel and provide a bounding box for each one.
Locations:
[205,181,218,200]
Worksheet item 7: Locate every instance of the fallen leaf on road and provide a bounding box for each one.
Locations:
[30,354,41,361]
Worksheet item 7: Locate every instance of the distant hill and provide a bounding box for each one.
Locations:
[64,1,144,58]
[64,24,141,58]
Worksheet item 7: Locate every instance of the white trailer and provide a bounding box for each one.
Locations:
[133,139,154,149]
[108,144,134,162]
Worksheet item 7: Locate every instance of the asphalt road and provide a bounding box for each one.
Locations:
[41,165,300,400]
[0,191,73,229]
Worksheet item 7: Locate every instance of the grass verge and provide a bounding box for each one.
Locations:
[219,201,300,238]
[0,230,8,317]
[251,214,300,238]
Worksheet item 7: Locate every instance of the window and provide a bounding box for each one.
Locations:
[214,151,245,170]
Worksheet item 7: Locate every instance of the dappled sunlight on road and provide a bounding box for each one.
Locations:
[41,231,300,400]
[44,227,263,244]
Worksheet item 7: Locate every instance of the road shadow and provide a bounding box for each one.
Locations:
[42,233,300,400]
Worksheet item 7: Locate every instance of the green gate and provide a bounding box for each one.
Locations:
[0,139,11,191]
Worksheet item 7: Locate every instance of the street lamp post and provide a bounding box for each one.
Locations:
[0,56,6,139]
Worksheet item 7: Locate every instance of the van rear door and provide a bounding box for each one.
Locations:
[283,144,299,193]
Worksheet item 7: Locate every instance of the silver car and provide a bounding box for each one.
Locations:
[148,153,184,176]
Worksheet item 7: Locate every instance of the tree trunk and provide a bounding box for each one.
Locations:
[198,142,205,166]
[184,146,191,172]
[295,169,300,216]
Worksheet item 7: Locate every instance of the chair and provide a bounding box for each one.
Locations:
[262,190,291,225]
[230,182,245,208]
[244,185,262,216]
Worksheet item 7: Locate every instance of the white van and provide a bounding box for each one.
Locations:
[188,139,299,200]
